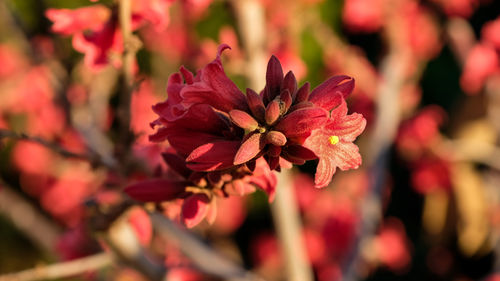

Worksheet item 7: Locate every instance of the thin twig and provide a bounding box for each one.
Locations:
[0,182,61,253]
[116,0,141,160]
[271,170,314,281]
[0,129,115,170]
[151,213,265,281]
[0,253,113,281]
[104,212,166,281]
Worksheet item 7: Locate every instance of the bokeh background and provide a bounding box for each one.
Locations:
[1,0,500,280]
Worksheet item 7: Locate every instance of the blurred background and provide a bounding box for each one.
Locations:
[1,0,500,280]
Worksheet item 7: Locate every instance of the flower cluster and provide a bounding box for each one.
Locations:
[125,45,366,227]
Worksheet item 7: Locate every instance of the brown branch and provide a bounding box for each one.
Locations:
[0,253,113,281]
[104,212,166,281]
[0,182,61,253]
[0,129,116,170]
[116,0,142,162]
[270,170,314,281]
[151,213,265,281]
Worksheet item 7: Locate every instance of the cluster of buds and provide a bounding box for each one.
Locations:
[126,45,366,227]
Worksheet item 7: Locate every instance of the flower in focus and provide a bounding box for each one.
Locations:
[127,44,366,227]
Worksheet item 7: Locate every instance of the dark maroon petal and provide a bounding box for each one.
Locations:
[268,145,282,157]
[181,194,210,228]
[125,179,187,202]
[308,76,354,111]
[282,71,298,100]
[149,127,169,143]
[234,132,265,165]
[267,156,280,171]
[179,66,194,84]
[246,88,266,122]
[286,145,318,160]
[167,129,225,157]
[288,101,315,112]
[229,110,259,131]
[280,153,306,165]
[295,82,310,103]
[265,55,284,101]
[265,100,281,125]
[266,130,287,146]
[181,52,248,113]
[280,89,292,114]
[161,153,191,179]
[186,141,240,171]
[173,104,229,133]
[274,107,328,138]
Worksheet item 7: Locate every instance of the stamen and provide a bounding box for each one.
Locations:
[328,135,339,145]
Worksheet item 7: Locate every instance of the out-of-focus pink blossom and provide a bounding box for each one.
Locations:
[45,5,111,35]
[12,141,55,175]
[0,44,28,78]
[72,20,123,71]
[165,268,204,281]
[460,43,500,94]
[404,4,442,60]
[430,0,478,18]
[181,0,214,19]
[396,106,446,158]
[132,0,174,32]
[482,17,500,50]
[128,207,153,246]
[212,196,247,235]
[374,218,411,272]
[342,0,384,33]
[411,157,452,194]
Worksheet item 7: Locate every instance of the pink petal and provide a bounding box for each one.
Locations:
[309,76,354,111]
[274,107,328,138]
[234,132,265,165]
[181,194,210,228]
[265,100,281,125]
[250,157,277,202]
[266,131,287,146]
[186,141,240,171]
[327,99,367,142]
[124,179,187,202]
[229,109,259,131]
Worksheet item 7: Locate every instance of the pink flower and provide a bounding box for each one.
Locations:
[304,98,366,188]
[131,0,174,32]
[45,5,111,35]
[342,0,384,33]
[374,218,411,272]
[460,43,500,94]
[482,17,500,51]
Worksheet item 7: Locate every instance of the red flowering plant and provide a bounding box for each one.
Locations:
[125,44,366,227]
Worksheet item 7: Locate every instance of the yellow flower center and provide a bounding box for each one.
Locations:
[328,135,339,145]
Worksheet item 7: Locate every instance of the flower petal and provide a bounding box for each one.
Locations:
[308,76,354,111]
[186,141,240,171]
[234,132,265,165]
[263,55,284,103]
[274,107,328,138]
[181,194,210,228]
[181,49,248,113]
[125,179,187,202]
